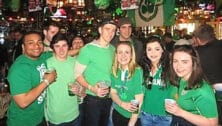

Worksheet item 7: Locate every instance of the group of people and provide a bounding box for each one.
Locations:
[3,16,222,126]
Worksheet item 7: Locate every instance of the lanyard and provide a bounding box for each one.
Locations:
[119,70,128,100]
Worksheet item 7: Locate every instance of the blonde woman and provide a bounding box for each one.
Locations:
[110,41,144,126]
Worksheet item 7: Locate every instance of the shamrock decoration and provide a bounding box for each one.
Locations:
[141,0,155,13]
[94,0,110,9]
[138,0,163,22]
[115,7,123,16]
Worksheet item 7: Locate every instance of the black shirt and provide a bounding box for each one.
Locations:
[196,39,222,84]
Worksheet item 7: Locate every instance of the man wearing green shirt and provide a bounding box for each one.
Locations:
[74,19,117,126]
[7,31,56,126]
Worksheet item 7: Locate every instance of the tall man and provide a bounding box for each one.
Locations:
[111,17,143,63]
[43,21,60,52]
[7,31,56,126]
[193,24,222,125]
[74,19,117,126]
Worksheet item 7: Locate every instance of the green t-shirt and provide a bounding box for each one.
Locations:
[177,79,218,118]
[45,56,79,124]
[7,52,51,126]
[111,68,144,118]
[77,41,115,96]
[142,66,178,116]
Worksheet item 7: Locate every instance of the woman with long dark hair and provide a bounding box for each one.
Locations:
[140,36,177,126]
[165,45,218,126]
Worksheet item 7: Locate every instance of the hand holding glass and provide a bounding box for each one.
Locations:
[68,82,77,96]
[165,99,176,104]
[97,80,111,97]
[44,67,56,85]
[45,67,55,74]
[131,99,139,114]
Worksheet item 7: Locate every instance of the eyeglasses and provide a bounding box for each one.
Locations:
[143,76,153,90]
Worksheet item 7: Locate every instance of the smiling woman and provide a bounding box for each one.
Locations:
[110,41,143,126]
[139,35,177,126]
[166,45,218,126]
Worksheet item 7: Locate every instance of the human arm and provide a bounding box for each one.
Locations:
[68,49,80,57]
[70,83,86,97]
[165,102,218,126]
[74,61,109,97]
[128,93,144,126]
[110,88,137,112]
[13,70,57,108]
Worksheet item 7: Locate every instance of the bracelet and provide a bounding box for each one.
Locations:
[88,85,92,91]
[43,79,50,86]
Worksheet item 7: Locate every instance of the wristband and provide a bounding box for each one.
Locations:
[43,79,50,86]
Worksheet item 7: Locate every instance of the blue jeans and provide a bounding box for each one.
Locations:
[141,112,172,126]
[48,116,80,126]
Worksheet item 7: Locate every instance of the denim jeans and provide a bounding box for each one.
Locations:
[84,95,112,126]
[141,111,172,126]
[48,116,80,126]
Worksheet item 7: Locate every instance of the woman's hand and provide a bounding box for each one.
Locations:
[121,102,138,113]
[165,102,182,116]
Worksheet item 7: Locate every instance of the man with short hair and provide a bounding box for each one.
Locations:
[43,21,60,52]
[74,19,117,126]
[163,32,175,53]
[111,17,143,63]
[7,31,56,126]
[193,24,222,125]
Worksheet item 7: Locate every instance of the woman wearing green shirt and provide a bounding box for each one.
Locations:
[166,45,218,126]
[140,36,177,126]
[110,41,144,126]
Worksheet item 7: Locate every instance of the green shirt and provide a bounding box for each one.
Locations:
[111,68,143,118]
[142,66,178,116]
[7,52,52,126]
[177,79,218,118]
[77,41,115,96]
[45,56,79,124]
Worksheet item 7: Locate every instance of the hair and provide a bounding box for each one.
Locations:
[193,24,215,42]
[140,35,170,87]
[69,36,85,47]
[168,45,207,89]
[22,31,42,44]
[163,32,172,39]
[43,20,60,31]
[112,41,138,79]
[50,33,68,50]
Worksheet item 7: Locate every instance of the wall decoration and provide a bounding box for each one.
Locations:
[134,0,163,27]
[94,0,110,9]
[121,0,139,10]
[29,0,43,12]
